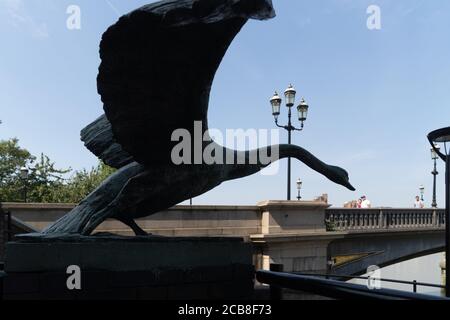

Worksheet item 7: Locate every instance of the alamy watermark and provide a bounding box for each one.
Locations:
[367,5,381,30]
[66,265,81,290]
[66,5,81,30]
[171,121,281,175]
[367,265,381,290]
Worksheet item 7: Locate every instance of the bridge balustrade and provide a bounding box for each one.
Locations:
[325,208,445,232]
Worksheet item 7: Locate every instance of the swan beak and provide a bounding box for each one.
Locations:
[345,181,356,191]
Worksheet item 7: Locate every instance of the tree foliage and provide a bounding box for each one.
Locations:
[58,162,116,203]
[0,138,116,203]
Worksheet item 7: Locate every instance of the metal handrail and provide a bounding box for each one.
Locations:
[293,272,445,293]
[6,211,12,241]
[256,271,449,300]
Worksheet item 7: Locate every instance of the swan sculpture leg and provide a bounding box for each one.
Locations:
[117,217,148,236]
[80,168,165,236]
[42,162,146,236]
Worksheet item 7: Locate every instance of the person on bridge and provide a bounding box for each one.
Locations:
[414,196,425,208]
[360,196,372,208]
[356,198,362,208]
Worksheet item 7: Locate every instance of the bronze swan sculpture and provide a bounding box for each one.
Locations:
[39,0,355,237]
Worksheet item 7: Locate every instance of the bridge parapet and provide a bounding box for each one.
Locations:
[325,208,445,232]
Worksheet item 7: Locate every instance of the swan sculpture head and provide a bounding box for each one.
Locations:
[327,166,355,191]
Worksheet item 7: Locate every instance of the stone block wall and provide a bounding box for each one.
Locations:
[3,264,255,300]
[3,237,255,300]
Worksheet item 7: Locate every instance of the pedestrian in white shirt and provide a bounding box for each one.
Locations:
[414,196,424,209]
[361,195,371,208]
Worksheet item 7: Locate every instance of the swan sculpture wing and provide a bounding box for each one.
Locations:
[90,0,275,167]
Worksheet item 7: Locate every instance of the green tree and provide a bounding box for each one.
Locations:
[0,138,115,203]
[26,153,71,203]
[60,163,116,203]
[0,138,35,202]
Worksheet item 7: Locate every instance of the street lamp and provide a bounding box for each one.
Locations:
[428,126,450,297]
[419,185,425,202]
[296,179,303,201]
[431,144,441,208]
[270,84,310,200]
[19,166,29,203]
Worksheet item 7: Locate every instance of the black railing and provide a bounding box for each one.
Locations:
[256,270,449,300]
[0,205,12,264]
[292,272,445,294]
[0,205,5,262]
[5,210,12,242]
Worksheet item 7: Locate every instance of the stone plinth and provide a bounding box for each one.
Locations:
[3,236,254,300]
[253,201,337,275]
[257,200,330,234]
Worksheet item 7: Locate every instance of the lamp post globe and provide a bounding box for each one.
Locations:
[269,83,310,201]
[431,144,440,208]
[270,92,282,122]
[284,84,296,107]
[297,98,309,128]
[432,144,441,160]
[296,178,303,201]
[20,167,29,180]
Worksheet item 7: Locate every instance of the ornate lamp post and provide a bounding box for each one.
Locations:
[19,167,29,203]
[431,144,441,208]
[428,126,450,297]
[296,179,303,201]
[270,85,309,200]
[419,185,425,202]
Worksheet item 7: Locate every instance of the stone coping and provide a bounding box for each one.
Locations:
[1,201,331,213]
[1,203,77,210]
[13,233,246,243]
[257,200,331,210]
[0,202,259,211]
[1,202,444,211]
[250,232,347,243]
[343,227,445,236]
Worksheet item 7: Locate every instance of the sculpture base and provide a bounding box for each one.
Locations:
[2,235,254,300]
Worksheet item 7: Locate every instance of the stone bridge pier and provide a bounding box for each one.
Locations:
[251,201,336,274]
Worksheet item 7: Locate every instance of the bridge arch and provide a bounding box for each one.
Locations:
[329,230,444,276]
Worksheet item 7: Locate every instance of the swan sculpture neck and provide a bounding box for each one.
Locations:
[224,144,355,191]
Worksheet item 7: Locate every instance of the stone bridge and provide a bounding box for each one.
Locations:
[0,202,445,277]
[325,208,445,275]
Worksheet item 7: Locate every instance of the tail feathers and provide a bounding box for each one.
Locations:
[81,114,134,169]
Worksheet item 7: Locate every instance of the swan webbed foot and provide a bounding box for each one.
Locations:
[128,219,148,236]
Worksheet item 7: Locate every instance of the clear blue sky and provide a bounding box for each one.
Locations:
[1,0,450,208]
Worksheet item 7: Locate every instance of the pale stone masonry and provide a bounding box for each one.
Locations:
[1,200,334,274]
[0,201,330,237]
[1,202,445,276]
